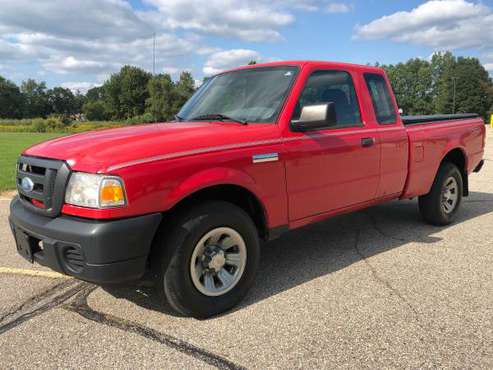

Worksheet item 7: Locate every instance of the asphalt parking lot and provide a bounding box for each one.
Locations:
[1,130,492,369]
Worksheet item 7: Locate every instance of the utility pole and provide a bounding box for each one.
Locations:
[452,76,457,114]
[152,32,156,75]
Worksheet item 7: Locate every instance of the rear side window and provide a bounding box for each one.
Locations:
[292,70,362,127]
[364,73,397,124]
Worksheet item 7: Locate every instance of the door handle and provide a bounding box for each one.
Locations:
[361,137,375,147]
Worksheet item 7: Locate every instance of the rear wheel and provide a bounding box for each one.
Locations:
[154,201,260,318]
[418,162,463,226]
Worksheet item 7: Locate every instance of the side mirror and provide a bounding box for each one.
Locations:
[291,103,337,132]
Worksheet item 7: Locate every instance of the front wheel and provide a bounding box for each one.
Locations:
[418,162,463,226]
[154,201,260,318]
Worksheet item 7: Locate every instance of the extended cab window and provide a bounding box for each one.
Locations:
[364,73,397,124]
[292,70,362,127]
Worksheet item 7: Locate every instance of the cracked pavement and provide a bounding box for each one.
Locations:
[1,129,493,368]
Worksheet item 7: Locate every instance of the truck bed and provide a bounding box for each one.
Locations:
[401,113,479,125]
[401,114,485,199]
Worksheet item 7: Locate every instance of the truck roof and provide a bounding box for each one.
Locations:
[225,60,385,74]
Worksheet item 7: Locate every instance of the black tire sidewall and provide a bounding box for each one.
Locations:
[161,201,260,318]
[419,162,463,225]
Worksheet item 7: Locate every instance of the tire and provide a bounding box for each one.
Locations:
[418,162,463,226]
[154,201,260,318]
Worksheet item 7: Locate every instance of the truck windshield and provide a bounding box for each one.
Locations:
[177,66,298,124]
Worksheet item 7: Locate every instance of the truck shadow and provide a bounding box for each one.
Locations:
[102,191,493,317]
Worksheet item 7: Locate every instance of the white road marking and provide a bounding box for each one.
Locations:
[0,267,70,279]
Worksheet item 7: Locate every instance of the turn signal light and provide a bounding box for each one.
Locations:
[100,178,126,207]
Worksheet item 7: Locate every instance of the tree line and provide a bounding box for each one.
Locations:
[0,77,86,120]
[83,66,195,122]
[0,65,196,123]
[380,52,493,119]
[0,52,492,123]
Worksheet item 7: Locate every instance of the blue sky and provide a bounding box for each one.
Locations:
[0,0,492,92]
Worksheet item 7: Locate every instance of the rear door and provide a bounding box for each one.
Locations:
[363,73,408,198]
[283,67,381,221]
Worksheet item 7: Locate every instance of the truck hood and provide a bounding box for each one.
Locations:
[24,122,280,173]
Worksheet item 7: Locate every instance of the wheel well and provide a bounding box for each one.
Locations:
[165,185,268,240]
[442,148,468,196]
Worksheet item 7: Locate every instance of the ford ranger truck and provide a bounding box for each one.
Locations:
[9,61,485,318]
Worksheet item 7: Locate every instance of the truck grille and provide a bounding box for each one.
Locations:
[16,156,71,217]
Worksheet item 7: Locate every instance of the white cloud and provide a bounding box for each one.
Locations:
[196,46,223,55]
[143,0,294,42]
[272,0,351,12]
[0,0,151,42]
[142,0,353,42]
[0,0,355,84]
[355,0,492,50]
[43,56,119,75]
[0,38,31,60]
[0,0,202,83]
[194,79,203,89]
[326,3,353,13]
[61,81,101,94]
[203,49,261,75]
[162,66,180,75]
[484,63,493,72]
[1,30,196,81]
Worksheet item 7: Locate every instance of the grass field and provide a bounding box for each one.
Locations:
[0,133,63,192]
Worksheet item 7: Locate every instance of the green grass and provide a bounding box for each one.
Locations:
[0,132,63,192]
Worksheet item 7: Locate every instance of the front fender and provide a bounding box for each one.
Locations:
[165,166,266,210]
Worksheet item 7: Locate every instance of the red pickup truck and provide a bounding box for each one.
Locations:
[9,61,485,317]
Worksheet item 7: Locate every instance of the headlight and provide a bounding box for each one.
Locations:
[65,172,126,208]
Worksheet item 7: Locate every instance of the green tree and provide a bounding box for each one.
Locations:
[47,87,77,118]
[20,79,50,118]
[0,76,24,118]
[104,65,152,119]
[173,71,195,113]
[382,58,433,115]
[382,51,493,120]
[431,51,456,114]
[82,100,109,121]
[85,86,104,102]
[73,91,86,114]
[430,53,493,118]
[146,73,176,121]
[454,57,493,118]
[104,72,122,119]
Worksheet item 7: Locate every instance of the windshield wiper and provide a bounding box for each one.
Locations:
[174,114,184,122]
[189,113,248,125]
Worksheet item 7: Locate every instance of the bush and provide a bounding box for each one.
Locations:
[31,118,48,132]
[125,112,156,125]
[30,117,65,133]
[68,122,123,133]
[47,117,66,131]
[0,118,41,126]
[0,117,152,134]
[0,124,32,132]
[82,100,109,121]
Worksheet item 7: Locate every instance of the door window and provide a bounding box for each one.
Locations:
[364,73,397,124]
[292,70,362,127]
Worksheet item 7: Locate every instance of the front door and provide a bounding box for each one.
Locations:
[283,69,380,221]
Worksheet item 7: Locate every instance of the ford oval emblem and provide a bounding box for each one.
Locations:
[21,177,34,192]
